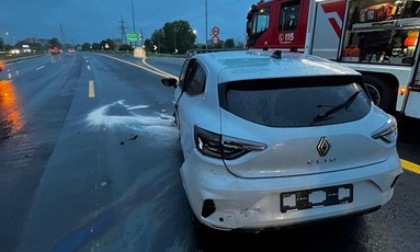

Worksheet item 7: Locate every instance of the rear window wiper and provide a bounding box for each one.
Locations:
[310,90,363,125]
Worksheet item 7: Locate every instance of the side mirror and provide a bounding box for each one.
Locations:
[161,78,178,88]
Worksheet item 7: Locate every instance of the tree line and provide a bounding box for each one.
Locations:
[2,20,243,54]
[80,20,243,54]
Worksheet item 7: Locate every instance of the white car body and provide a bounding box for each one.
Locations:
[163,50,403,230]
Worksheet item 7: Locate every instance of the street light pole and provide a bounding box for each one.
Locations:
[4,32,9,52]
[174,26,177,54]
[131,0,137,46]
[131,0,136,32]
[205,0,208,50]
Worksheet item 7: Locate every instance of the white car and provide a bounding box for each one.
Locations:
[162,50,403,231]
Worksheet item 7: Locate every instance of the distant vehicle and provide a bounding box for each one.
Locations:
[68,47,76,53]
[162,50,402,231]
[48,45,61,54]
[22,45,31,53]
[10,49,20,55]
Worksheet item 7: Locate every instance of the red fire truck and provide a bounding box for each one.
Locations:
[247,0,420,119]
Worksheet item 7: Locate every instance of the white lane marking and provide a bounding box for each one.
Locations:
[96,54,178,80]
[89,80,95,98]
[36,66,45,70]
[87,65,91,70]
[8,73,12,79]
[141,58,177,78]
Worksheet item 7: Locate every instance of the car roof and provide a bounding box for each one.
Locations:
[193,50,361,83]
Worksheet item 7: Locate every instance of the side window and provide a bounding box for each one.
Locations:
[279,0,300,31]
[178,59,190,90]
[253,7,271,34]
[185,61,206,96]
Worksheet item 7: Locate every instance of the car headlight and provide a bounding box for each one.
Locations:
[371,116,398,143]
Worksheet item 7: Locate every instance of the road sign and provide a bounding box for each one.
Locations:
[212,26,220,36]
[153,45,157,51]
[127,32,141,42]
[212,35,219,44]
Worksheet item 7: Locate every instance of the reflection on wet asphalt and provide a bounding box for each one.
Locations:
[0,80,23,140]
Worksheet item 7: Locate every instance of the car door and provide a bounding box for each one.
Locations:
[176,59,207,159]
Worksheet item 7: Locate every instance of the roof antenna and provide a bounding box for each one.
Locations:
[271,50,282,59]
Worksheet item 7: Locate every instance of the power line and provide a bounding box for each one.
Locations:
[59,23,66,45]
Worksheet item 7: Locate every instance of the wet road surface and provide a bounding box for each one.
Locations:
[0,52,419,252]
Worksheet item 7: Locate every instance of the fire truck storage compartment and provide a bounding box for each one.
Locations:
[341,0,420,65]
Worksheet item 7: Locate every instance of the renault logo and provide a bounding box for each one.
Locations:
[317,137,331,157]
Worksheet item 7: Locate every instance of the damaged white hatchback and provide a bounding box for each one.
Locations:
[161,50,403,231]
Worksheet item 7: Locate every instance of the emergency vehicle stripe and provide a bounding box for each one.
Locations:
[321,1,346,38]
[328,17,342,38]
[320,1,346,20]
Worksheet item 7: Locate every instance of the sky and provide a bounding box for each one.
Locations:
[1,0,256,45]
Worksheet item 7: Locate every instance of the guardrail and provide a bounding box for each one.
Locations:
[1,53,46,63]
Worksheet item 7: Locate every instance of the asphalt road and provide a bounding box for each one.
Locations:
[0,52,419,252]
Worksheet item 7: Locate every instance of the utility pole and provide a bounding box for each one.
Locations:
[118,16,128,44]
[205,0,208,50]
[174,25,177,53]
[131,0,136,32]
[131,0,137,46]
[59,23,66,45]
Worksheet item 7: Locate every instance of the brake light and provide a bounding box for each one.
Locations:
[371,117,398,143]
[194,126,267,160]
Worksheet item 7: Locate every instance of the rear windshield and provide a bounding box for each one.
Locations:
[219,76,372,127]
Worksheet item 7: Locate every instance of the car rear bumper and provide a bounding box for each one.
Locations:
[180,150,403,230]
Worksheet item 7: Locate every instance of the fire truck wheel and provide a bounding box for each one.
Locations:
[363,75,394,113]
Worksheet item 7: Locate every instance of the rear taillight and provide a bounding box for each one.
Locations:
[194,127,223,159]
[194,126,267,160]
[371,116,398,143]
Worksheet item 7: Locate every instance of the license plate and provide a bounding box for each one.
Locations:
[280,184,353,213]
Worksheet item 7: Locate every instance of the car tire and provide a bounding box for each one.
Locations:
[363,75,395,113]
